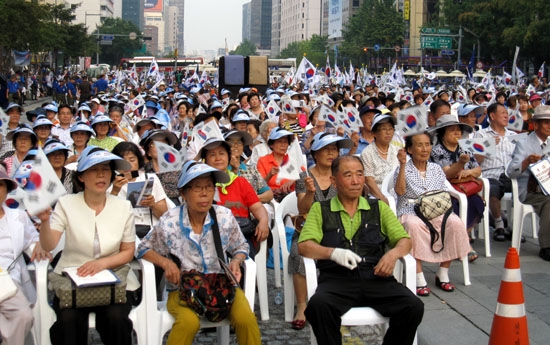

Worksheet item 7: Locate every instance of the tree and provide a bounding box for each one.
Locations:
[229,40,258,56]
[93,18,142,66]
[440,0,550,69]
[340,0,405,67]
[277,35,329,67]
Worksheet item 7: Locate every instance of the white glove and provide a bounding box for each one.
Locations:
[329,248,362,270]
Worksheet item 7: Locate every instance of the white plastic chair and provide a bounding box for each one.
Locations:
[304,255,417,345]
[35,235,155,345]
[469,177,491,257]
[510,178,539,252]
[254,238,270,320]
[381,169,470,286]
[148,258,257,345]
[273,192,299,322]
[444,180,472,286]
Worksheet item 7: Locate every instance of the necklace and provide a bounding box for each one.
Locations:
[375,144,388,155]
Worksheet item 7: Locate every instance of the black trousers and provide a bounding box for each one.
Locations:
[305,273,424,345]
[50,294,133,345]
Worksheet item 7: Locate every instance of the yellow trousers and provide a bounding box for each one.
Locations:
[166,289,261,345]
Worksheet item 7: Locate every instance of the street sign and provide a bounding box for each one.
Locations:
[100,40,113,45]
[374,44,380,52]
[101,35,114,41]
[441,50,455,56]
[394,45,401,52]
[421,36,453,49]
[421,27,451,34]
[129,32,137,40]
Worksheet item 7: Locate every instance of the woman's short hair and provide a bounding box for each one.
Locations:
[112,141,145,169]
[404,131,432,153]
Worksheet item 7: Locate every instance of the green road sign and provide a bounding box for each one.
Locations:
[421,36,453,49]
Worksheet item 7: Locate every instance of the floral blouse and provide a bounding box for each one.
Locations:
[430,143,479,171]
[137,204,249,291]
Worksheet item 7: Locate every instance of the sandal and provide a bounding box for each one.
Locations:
[291,319,306,330]
[435,276,455,292]
[416,285,431,297]
[468,251,479,263]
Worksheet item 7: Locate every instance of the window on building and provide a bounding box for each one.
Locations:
[353,0,360,6]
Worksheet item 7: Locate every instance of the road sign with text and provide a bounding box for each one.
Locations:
[101,35,114,41]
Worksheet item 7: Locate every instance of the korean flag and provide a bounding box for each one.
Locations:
[155,141,186,173]
[22,148,66,216]
[396,106,428,136]
[458,137,497,158]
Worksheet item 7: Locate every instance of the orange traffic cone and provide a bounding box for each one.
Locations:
[488,247,529,345]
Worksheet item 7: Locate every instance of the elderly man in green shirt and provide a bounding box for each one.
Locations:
[298,155,423,345]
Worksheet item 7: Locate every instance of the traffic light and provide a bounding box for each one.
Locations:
[363,47,368,53]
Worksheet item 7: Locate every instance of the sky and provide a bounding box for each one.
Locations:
[184,0,248,54]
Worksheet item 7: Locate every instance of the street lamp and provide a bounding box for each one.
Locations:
[85,12,102,65]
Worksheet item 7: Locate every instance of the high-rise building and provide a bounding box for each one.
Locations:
[246,0,272,50]
[243,2,252,42]
[143,25,159,56]
[121,0,145,31]
[165,5,179,55]
[271,0,281,56]
[144,0,165,54]
[279,0,322,52]
[322,0,364,49]
[60,0,115,34]
[170,0,185,56]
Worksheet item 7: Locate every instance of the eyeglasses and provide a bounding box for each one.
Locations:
[226,140,244,147]
[187,184,215,193]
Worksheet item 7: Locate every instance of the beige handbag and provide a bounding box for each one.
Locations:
[0,263,19,303]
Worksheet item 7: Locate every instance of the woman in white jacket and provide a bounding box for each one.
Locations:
[0,166,50,345]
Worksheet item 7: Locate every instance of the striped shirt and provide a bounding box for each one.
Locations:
[472,126,516,179]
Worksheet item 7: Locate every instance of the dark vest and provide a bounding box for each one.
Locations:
[317,199,387,278]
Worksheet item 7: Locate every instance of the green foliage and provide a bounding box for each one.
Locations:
[229,40,258,56]
[340,0,405,65]
[277,35,328,67]
[0,0,90,69]
[440,0,550,67]
[93,18,142,66]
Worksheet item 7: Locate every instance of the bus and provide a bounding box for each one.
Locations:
[119,56,205,73]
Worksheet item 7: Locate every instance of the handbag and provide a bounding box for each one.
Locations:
[414,190,453,253]
[450,177,483,197]
[48,265,130,309]
[235,216,258,236]
[0,268,18,303]
[0,252,24,303]
[178,207,237,322]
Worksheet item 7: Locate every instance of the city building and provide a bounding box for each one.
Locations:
[278,0,322,53]
[243,0,272,51]
[243,2,252,42]
[271,0,281,56]
[121,0,145,31]
[170,0,185,57]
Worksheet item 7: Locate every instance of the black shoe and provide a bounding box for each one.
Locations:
[493,228,506,242]
[539,248,550,261]
[504,230,526,243]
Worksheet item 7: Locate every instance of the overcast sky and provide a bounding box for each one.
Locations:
[184,0,248,53]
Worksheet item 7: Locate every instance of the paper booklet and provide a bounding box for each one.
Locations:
[127,177,154,208]
[528,157,550,196]
[218,258,239,287]
[63,267,120,287]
